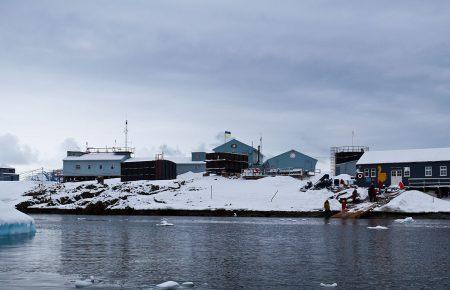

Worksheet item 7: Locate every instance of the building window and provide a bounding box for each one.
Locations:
[440,166,447,177]
[111,165,114,170]
[364,168,370,178]
[75,165,81,170]
[404,167,411,178]
[88,165,91,170]
[370,168,376,177]
[99,164,103,170]
[425,166,432,177]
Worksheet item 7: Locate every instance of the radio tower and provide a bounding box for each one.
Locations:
[124,120,129,150]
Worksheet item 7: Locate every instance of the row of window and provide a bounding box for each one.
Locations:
[363,166,448,178]
[75,164,115,170]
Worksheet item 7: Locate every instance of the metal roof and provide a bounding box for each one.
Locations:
[357,147,450,165]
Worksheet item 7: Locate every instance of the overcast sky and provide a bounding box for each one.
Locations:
[1,0,450,171]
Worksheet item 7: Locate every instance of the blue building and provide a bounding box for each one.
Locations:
[63,150,132,182]
[263,150,317,174]
[356,147,450,191]
[0,165,19,181]
[213,139,263,167]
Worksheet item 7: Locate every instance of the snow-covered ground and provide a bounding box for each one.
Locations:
[16,173,342,212]
[1,173,450,214]
[0,181,52,206]
[375,190,450,213]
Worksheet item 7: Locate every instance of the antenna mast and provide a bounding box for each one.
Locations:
[124,120,129,149]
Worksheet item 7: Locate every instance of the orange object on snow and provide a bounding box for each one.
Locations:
[399,181,405,190]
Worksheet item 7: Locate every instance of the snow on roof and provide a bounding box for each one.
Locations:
[63,153,129,161]
[357,147,450,165]
[0,164,13,169]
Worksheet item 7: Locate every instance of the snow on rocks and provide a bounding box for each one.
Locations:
[367,226,389,230]
[394,217,414,223]
[156,281,179,289]
[0,200,35,236]
[14,174,340,213]
[320,282,338,287]
[375,190,450,213]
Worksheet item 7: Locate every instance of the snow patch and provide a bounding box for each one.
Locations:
[376,191,450,213]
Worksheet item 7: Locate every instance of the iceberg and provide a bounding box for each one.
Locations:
[156,218,174,227]
[367,226,388,230]
[320,282,338,287]
[156,281,179,289]
[0,201,36,236]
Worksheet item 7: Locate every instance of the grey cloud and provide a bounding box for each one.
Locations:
[1,0,450,169]
[0,134,38,165]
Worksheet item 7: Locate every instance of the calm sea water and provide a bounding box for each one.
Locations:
[0,215,449,290]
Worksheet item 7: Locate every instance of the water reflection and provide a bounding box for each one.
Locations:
[0,215,448,289]
[0,232,35,247]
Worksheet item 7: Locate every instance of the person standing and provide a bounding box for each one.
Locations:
[341,198,347,212]
[368,183,376,202]
[323,199,332,218]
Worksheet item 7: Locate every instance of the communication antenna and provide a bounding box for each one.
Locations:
[352,130,355,146]
[124,120,129,149]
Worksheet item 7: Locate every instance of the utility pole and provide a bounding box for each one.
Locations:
[352,130,355,146]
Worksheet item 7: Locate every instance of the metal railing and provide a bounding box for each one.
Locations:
[408,178,450,188]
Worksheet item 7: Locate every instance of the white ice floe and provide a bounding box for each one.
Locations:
[181,281,194,288]
[75,276,94,288]
[156,281,179,289]
[320,282,338,287]
[367,226,389,230]
[0,200,36,236]
[156,218,174,227]
[394,217,414,223]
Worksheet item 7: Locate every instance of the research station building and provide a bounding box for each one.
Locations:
[213,139,263,167]
[63,149,132,182]
[263,149,317,175]
[0,165,19,181]
[356,147,450,192]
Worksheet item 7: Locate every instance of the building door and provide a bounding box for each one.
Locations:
[391,169,403,187]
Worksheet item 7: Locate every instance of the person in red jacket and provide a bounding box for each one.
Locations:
[341,198,347,212]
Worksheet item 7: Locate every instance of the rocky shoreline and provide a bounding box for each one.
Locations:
[18,207,450,219]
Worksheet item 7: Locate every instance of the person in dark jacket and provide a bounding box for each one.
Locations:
[352,188,360,203]
[324,199,332,218]
[368,183,376,202]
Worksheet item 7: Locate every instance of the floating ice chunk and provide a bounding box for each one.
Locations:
[181,281,194,288]
[156,281,179,289]
[394,217,414,223]
[75,276,94,288]
[320,282,337,287]
[156,218,174,227]
[367,226,388,230]
[0,201,36,236]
